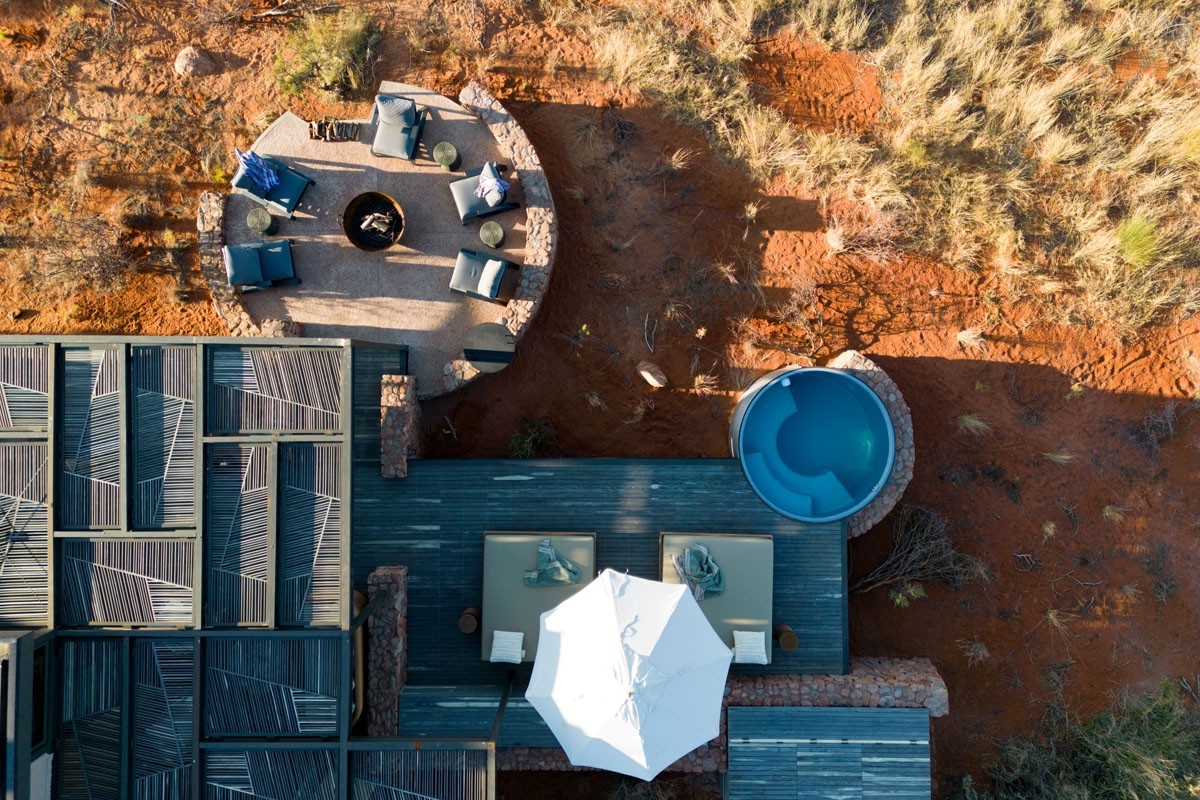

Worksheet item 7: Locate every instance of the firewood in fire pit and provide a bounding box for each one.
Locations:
[360,212,394,233]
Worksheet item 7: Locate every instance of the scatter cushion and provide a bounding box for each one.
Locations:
[235,148,279,195]
[475,161,509,207]
[480,259,506,298]
[490,630,525,664]
[733,630,768,665]
[376,95,416,127]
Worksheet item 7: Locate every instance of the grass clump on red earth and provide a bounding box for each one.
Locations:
[274,12,383,100]
[581,0,1200,337]
[952,680,1200,800]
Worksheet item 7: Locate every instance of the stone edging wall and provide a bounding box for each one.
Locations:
[496,657,948,773]
[380,375,422,479]
[196,190,299,338]
[365,566,409,738]
[830,349,915,538]
[446,81,558,391]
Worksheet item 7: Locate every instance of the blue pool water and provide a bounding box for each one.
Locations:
[730,367,895,523]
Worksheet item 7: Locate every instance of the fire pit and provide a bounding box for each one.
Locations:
[343,192,404,251]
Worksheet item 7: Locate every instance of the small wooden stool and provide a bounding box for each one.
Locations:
[774,624,799,652]
[458,607,480,634]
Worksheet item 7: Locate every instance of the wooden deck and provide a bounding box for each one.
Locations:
[351,458,849,682]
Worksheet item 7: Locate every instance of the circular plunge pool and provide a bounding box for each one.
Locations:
[730,366,896,523]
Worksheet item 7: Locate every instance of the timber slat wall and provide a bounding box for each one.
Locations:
[726,707,931,800]
[351,458,849,682]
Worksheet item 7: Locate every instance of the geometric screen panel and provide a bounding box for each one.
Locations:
[0,344,49,431]
[0,441,48,626]
[205,444,269,627]
[59,539,194,627]
[205,638,340,736]
[59,347,121,530]
[207,346,342,435]
[57,639,122,800]
[132,345,196,530]
[279,443,341,627]
[205,749,337,800]
[133,639,195,800]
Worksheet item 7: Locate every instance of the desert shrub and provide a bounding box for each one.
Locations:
[851,504,990,598]
[273,12,383,100]
[508,417,556,458]
[34,216,134,290]
[958,681,1200,800]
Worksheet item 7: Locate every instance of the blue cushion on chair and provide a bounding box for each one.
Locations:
[222,244,265,286]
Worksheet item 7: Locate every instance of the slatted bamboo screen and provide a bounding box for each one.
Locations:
[205,749,338,800]
[0,442,48,626]
[132,639,195,800]
[207,346,342,435]
[205,444,270,626]
[204,638,340,736]
[59,540,195,627]
[0,344,49,430]
[57,639,123,800]
[279,443,341,627]
[59,347,122,530]
[131,346,196,530]
[352,750,492,800]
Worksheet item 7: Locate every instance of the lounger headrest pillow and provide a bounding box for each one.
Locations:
[733,630,768,665]
[376,95,416,127]
[480,259,506,297]
[490,630,525,664]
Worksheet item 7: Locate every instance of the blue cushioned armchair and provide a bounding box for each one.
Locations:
[230,155,315,218]
[222,240,301,292]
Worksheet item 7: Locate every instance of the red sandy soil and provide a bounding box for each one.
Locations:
[1,3,1197,797]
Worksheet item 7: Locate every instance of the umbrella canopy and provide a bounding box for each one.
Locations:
[525,569,733,781]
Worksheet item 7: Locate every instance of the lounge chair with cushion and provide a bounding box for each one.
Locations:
[481,532,596,663]
[660,532,774,663]
[222,240,301,292]
[371,93,428,160]
[449,162,520,224]
[230,154,315,218]
[450,248,520,303]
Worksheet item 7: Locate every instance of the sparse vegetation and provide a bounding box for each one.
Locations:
[273,12,383,100]
[851,505,991,598]
[588,0,1200,335]
[956,681,1200,800]
[957,638,991,667]
[955,414,992,435]
[508,416,556,458]
[956,328,987,353]
[1042,450,1075,465]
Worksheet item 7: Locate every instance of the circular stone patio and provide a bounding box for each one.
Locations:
[224,81,551,398]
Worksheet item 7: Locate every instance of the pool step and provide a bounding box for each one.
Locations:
[742,448,853,518]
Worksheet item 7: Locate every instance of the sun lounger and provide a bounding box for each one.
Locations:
[482,532,595,663]
[660,533,774,663]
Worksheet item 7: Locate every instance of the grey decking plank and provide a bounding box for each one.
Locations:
[727,707,930,800]
[351,459,848,683]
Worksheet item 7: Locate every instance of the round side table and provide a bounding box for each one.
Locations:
[433,141,461,172]
[774,624,799,652]
[246,207,278,235]
[463,322,516,374]
[479,221,504,248]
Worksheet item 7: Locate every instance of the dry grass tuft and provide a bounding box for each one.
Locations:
[1043,450,1076,465]
[956,637,991,667]
[955,414,992,435]
[1101,504,1125,524]
[955,327,988,353]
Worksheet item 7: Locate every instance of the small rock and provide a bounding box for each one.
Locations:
[637,360,668,388]
[174,46,218,77]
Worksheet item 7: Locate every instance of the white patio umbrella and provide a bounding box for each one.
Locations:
[525,569,732,781]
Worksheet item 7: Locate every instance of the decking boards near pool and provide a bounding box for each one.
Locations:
[351,458,849,683]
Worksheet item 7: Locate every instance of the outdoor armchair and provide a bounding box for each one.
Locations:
[371,93,428,160]
[230,154,315,218]
[222,240,301,292]
[450,248,520,303]
[449,162,520,224]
